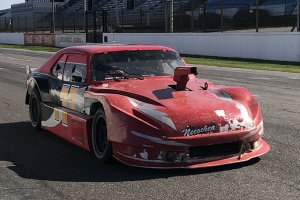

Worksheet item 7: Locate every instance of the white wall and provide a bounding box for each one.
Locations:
[103,32,300,62]
[0,33,24,45]
[0,32,299,62]
[55,33,86,48]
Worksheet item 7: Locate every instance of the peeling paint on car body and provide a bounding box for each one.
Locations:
[140,149,148,159]
[25,44,270,169]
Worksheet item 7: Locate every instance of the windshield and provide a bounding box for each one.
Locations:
[90,50,185,81]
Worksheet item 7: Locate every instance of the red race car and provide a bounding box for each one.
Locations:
[25,44,270,168]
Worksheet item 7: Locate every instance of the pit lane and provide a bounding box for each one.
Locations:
[0,48,299,200]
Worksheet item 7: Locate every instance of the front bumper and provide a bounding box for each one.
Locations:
[113,139,270,169]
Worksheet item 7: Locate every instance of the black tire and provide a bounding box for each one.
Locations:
[92,108,113,163]
[29,88,43,131]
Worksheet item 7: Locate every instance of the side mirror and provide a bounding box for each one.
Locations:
[72,75,82,83]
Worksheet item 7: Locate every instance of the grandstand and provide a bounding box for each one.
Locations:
[51,0,298,26]
[0,0,298,33]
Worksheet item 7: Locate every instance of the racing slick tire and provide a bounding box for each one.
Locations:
[29,88,43,131]
[92,108,113,163]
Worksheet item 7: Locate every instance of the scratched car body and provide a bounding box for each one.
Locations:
[25,44,270,168]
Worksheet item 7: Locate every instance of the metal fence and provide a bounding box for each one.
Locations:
[0,12,86,33]
[0,0,298,33]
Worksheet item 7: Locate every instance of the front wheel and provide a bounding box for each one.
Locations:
[92,108,113,163]
[29,88,43,131]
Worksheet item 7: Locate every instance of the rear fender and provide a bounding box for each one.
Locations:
[25,76,51,104]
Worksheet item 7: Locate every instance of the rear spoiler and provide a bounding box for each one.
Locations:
[26,66,37,75]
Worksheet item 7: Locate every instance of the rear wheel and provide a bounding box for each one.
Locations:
[29,88,42,131]
[92,108,113,163]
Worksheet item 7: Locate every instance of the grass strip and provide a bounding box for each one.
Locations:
[0,44,61,52]
[0,44,299,73]
[181,54,300,73]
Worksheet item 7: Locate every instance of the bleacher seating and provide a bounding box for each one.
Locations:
[195,0,297,16]
[54,0,298,15]
[262,0,297,5]
[52,0,298,24]
[200,0,256,11]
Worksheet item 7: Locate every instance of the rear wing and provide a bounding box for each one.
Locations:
[26,66,37,75]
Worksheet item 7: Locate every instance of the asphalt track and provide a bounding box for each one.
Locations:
[0,48,299,200]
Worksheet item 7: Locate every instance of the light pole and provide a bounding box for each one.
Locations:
[170,0,173,33]
[84,0,87,31]
[221,0,223,32]
[116,0,119,24]
[297,0,300,31]
[52,0,55,33]
[147,0,149,25]
[256,0,259,32]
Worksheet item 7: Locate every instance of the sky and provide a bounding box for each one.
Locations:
[1,0,24,10]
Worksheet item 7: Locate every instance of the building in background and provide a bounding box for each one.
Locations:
[0,0,67,31]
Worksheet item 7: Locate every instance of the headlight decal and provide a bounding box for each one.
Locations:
[241,121,264,140]
[127,97,177,131]
[213,90,254,132]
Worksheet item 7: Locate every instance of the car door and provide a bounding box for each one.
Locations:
[50,53,88,113]
[59,53,88,113]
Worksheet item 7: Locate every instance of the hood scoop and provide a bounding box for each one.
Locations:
[170,66,198,91]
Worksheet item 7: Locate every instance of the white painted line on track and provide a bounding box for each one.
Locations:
[288,77,300,80]
[251,77,274,80]
[0,68,4,70]
[3,57,32,62]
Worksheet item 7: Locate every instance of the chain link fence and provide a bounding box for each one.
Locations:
[0,0,298,33]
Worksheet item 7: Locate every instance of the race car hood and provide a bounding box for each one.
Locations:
[89,76,260,136]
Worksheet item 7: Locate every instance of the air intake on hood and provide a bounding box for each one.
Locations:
[172,67,198,91]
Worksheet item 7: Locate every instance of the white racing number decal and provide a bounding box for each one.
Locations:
[54,108,68,127]
[60,84,79,110]
[54,84,80,127]
[54,108,59,122]
[62,111,68,127]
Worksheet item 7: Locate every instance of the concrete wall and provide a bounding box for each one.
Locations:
[103,32,300,62]
[0,33,24,45]
[0,32,299,62]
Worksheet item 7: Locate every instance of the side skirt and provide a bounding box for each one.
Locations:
[40,102,94,151]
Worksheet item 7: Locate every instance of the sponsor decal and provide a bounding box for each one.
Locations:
[24,33,55,47]
[182,122,217,136]
[59,36,84,44]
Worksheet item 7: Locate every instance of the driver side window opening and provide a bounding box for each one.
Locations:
[63,62,87,83]
[62,53,87,84]
[51,61,64,80]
